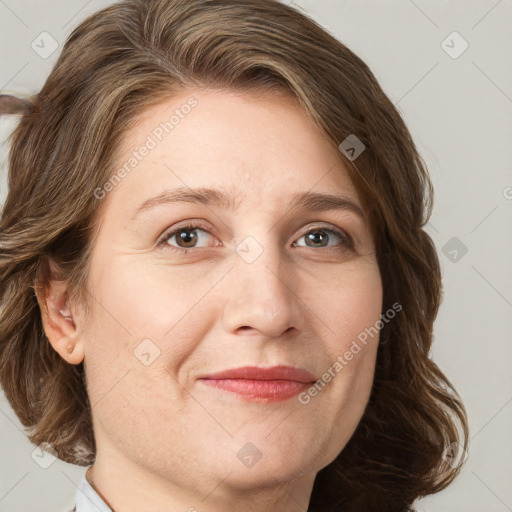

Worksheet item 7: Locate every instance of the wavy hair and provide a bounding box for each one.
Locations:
[0,1,468,510]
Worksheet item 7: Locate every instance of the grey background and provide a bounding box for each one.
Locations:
[1,1,511,511]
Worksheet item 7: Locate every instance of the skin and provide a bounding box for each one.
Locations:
[39,88,383,512]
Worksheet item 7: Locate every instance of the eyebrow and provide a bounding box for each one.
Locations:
[131,186,365,220]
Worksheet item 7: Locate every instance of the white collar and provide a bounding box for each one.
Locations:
[74,473,113,512]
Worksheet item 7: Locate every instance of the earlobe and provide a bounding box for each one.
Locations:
[34,272,85,365]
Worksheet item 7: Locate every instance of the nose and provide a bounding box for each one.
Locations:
[221,242,304,338]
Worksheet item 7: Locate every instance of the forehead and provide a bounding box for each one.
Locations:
[101,88,361,217]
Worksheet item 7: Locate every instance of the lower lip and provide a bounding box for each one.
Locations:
[199,378,310,401]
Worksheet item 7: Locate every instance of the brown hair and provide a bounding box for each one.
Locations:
[0,1,468,510]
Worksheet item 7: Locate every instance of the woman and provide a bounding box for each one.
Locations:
[0,1,468,511]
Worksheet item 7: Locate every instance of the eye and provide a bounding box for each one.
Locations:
[293,226,353,251]
[158,223,215,253]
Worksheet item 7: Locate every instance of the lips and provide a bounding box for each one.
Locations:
[200,365,318,383]
[198,365,318,401]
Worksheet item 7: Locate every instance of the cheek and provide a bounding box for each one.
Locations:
[316,259,383,351]
[81,257,217,412]
[87,255,213,347]
[308,260,382,411]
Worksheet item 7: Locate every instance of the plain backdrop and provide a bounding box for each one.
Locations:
[1,1,511,511]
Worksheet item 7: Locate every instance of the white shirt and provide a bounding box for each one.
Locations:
[68,473,113,512]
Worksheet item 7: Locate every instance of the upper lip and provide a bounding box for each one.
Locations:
[199,365,318,383]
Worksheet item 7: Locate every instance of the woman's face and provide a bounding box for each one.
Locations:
[78,88,382,500]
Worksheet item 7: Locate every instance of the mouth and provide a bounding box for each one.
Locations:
[198,365,318,402]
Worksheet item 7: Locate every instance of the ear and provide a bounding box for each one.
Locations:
[34,259,85,365]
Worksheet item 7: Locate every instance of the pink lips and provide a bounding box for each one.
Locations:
[199,365,318,401]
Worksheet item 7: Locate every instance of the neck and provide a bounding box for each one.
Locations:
[86,467,116,511]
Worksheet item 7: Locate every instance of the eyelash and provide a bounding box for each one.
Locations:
[157,222,354,255]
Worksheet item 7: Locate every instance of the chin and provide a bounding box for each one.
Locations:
[223,461,316,491]
[214,439,323,488]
